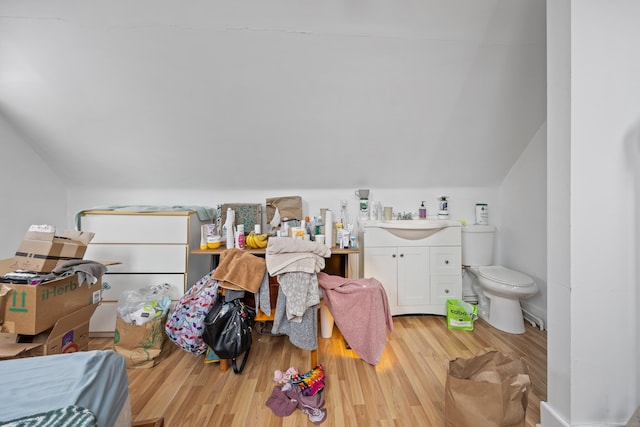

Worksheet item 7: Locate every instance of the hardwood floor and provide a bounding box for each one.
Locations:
[90,315,546,426]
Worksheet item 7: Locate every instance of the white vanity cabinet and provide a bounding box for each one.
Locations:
[363,222,462,316]
[79,210,212,336]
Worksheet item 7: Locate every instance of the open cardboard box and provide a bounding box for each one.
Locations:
[12,228,94,272]
[0,258,115,335]
[0,304,98,359]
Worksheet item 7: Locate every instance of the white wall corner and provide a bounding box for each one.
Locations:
[540,402,570,427]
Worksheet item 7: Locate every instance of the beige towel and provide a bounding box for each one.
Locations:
[212,248,266,293]
[266,237,331,257]
[265,237,330,276]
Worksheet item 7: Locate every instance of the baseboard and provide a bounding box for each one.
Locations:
[540,402,570,427]
[521,300,546,331]
[539,402,621,427]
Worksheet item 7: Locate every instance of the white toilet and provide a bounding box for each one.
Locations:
[461,225,538,334]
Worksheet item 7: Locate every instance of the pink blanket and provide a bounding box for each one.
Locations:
[317,272,393,365]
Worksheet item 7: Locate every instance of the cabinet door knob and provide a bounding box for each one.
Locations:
[400,253,404,257]
[392,254,396,258]
[445,289,450,294]
[445,260,449,265]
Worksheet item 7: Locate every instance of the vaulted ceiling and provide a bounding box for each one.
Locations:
[0,0,546,190]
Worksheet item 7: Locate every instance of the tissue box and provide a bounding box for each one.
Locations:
[13,228,94,272]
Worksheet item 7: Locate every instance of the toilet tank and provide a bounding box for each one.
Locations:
[461,225,496,266]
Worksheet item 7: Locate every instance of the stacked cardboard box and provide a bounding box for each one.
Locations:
[0,226,103,359]
[0,304,98,358]
[12,228,94,273]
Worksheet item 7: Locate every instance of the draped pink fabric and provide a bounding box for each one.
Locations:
[317,272,393,365]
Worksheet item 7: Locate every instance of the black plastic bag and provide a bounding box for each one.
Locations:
[203,296,256,374]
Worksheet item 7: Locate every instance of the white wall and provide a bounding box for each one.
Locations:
[499,122,547,324]
[0,1,546,192]
[544,1,640,425]
[66,186,499,236]
[545,0,572,424]
[0,114,67,259]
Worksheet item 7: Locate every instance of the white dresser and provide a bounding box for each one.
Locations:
[80,210,212,336]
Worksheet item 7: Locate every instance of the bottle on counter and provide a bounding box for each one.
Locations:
[235,224,245,249]
[419,201,427,219]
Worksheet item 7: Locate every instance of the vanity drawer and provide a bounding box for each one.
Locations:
[430,275,462,306]
[430,247,461,276]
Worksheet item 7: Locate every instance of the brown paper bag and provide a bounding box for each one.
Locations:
[444,350,531,427]
[266,196,302,222]
[114,315,167,369]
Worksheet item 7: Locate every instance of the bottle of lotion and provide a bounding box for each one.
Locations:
[419,201,427,219]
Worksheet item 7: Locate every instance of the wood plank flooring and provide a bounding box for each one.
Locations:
[90,315,546,426]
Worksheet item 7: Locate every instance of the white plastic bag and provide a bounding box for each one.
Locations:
[117,283,172,325]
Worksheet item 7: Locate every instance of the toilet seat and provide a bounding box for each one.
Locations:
[476,266,534,287]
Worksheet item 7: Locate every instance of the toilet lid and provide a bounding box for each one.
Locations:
[477,266,534,286]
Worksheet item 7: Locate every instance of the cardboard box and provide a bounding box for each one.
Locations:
[0,304,97,359]
[0,284,11,325]
[12,229,94,272]
[1,258,102,335]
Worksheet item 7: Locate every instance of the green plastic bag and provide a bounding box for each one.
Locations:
[447,299,478,331]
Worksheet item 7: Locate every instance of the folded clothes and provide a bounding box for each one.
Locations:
[1,260,107,286]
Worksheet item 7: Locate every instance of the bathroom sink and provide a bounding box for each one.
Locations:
[366,219,461,240]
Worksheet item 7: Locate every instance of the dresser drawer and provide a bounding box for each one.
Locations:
[81,213,193,244]
[85,244,187,272]
[101,273,186,301]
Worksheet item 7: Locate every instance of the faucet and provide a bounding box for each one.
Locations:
[396,211,413,220]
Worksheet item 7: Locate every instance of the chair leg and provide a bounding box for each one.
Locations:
[311,349,317,368]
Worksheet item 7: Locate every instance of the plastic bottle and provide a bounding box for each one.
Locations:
[314,215,323,235]
[235,224,245,249]
[438,196,449,219]
[475,203,489,225]
[419,201,427,219]
[340,200,348,227]
[305,216,315,239]
[200,225,208,250]
[225,208,235,248]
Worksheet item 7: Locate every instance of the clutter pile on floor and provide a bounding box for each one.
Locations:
[265,364,326,424]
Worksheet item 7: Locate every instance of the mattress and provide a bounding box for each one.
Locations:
[0,350,130,427]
